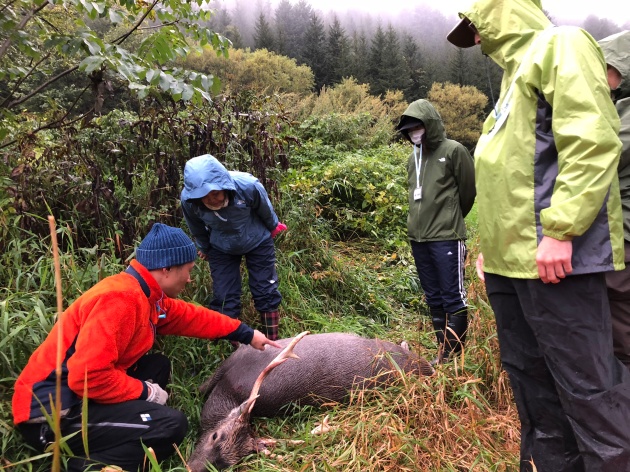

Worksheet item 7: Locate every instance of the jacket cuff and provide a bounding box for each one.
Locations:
[139,380,149,400]
[541,229,573,241]
[225,323,255,344]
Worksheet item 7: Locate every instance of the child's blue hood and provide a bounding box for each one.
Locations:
[181,154,236,201]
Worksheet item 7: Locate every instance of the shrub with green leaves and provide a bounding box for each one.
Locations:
[289,145,409,248]
[182,47,314,96]
[291,78,407,152]
[0,0,231,150]
[297,113,377,151]
[427,82,488,151]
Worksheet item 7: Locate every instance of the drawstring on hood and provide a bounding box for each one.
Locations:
[483,55,498,114]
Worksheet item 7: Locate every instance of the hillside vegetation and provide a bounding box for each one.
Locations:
[0,76,520,470]
[0,2,524,469]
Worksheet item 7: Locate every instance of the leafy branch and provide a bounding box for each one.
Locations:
[0,0,228,147]
[0,0,49,60]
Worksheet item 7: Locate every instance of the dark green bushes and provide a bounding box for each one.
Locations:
[3,93,297,254]
[289,145,409,249]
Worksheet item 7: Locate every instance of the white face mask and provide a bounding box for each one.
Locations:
[409,128,425,145]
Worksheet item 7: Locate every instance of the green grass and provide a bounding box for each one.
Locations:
[0,227,519,472]
[0,149,518,471]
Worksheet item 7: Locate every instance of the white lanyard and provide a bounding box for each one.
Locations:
[413,144,424,200]
[414,144,423,188]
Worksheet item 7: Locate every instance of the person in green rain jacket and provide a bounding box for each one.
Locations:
[447,0,630,470]
[600,31,630,369]
[396,99,475,363]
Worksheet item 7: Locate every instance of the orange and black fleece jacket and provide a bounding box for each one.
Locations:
[12,259,253,425]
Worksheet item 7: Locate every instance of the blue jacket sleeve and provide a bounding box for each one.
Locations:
[182,202,211,254]
[249,182,279,231]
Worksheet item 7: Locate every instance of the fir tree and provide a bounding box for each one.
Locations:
[348,31,370,84]
[274,0,312,61]
[324,16,350,86]
[401,33,428,100]
[302,13,327,91]
[210,6,232,32]
[369,25,406,96]
[224,25,244,50]
[448,48,468,86]
[367,25,387,95]
[380,25,407,92]
[291,0,315,63]
[254,13,276,51]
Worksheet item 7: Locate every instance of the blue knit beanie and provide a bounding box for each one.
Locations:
[136,223,197,270]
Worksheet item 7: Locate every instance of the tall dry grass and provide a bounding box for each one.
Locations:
[226,241,521,472]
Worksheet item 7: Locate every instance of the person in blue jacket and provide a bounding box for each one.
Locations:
[181,154,286,340]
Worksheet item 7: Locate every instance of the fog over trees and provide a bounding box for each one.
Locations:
[206,0,627,106]
[1,0,625,148]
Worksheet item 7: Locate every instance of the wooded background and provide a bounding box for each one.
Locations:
[1,1,627,470]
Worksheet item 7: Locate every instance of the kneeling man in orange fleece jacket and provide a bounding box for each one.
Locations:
[12,223,282,471]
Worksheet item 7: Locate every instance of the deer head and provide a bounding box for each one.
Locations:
[187,331,309,471]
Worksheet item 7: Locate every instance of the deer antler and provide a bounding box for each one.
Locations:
[245,331,309,413]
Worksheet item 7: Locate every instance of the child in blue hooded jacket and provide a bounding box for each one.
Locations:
[180,154,286,340]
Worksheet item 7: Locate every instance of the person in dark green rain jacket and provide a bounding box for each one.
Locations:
[396,99,476,364]
[447,0,630,471]
[600,31,630,369]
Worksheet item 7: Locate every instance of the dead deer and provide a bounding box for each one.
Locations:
[187,332,433,471]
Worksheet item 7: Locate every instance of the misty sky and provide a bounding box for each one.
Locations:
[310,0,628,24]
